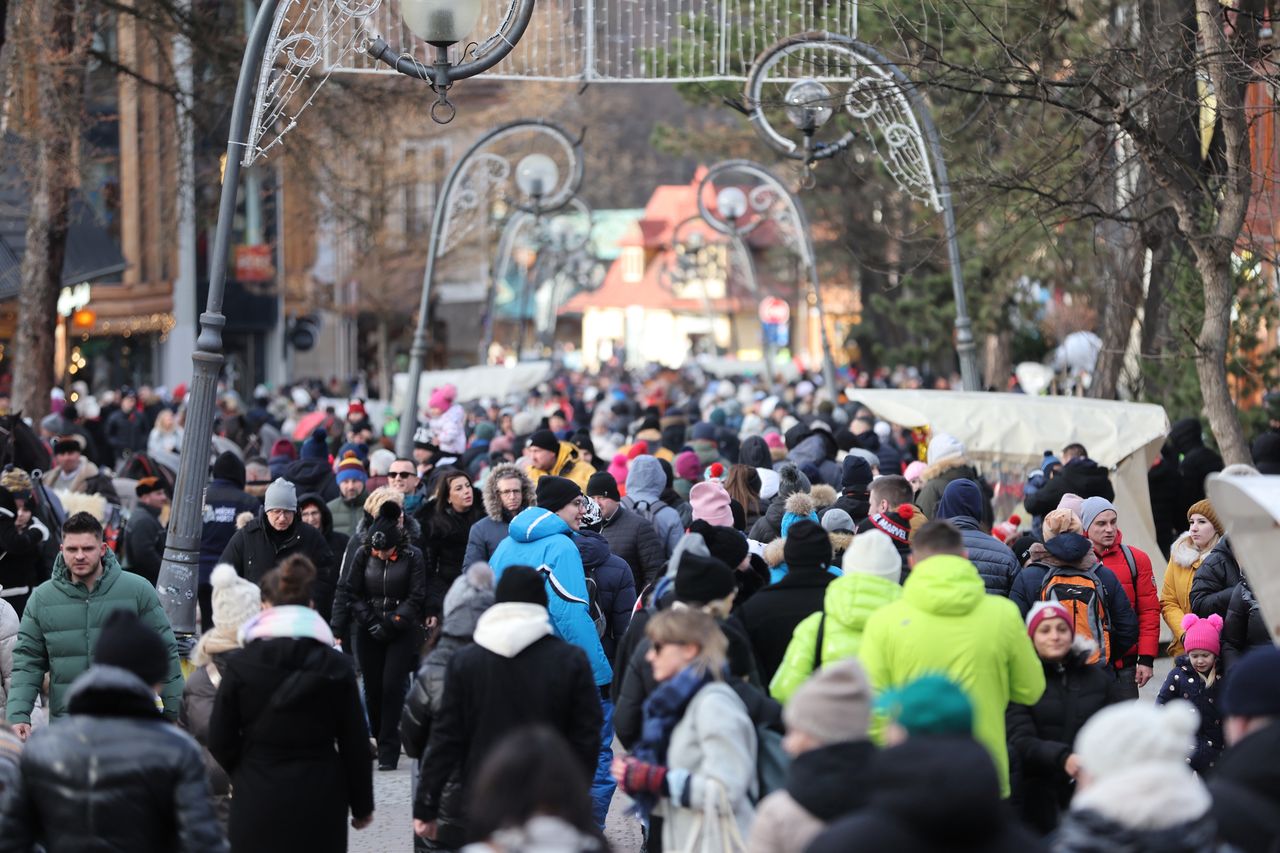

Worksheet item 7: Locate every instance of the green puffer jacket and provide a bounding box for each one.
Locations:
[769,572,902,704]
[4,549,183,724]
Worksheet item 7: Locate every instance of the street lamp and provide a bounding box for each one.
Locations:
[744,32,983,392]
[660,217,728,358]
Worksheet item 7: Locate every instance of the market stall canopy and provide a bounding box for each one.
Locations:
[1205,474,1280,645]
[393,362,554,410]
[853,390,1171,561]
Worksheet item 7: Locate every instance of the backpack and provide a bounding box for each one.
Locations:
[1038,564,1112,665]
[582,571,607,639]
[755,724,789,801]
[533,563,601,636]
[629,498,669,528]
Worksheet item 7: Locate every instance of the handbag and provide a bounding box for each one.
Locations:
[677,777,748,853]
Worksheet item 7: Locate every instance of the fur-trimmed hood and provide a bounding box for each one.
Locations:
[809,483,837,511]
[1169,531,1214,570]
[482,463,534,522]
[920,455,975,483]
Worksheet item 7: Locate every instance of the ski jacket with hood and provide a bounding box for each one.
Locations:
[488,507,613,686]
[623,455,684,557]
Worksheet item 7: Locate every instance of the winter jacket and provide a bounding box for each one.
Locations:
[0,513,46,616]
[462,464,534,569]
[653,681,757,852]
[1170,418,1224,513]
[735,564,836,685]
[1190,534,1242,618]
[218,511,338,620]
[806,736,1046,853]
[858,554,1046,796]
[105,408,150,461]
[199,477,260,586]
[915,457,995,527]
[326,490,366,539]
[0,598,17,712]
[208,631,373,853]
[936,478,1019,596]
[1148,446,1184,557]
[1160,532,1213,656]
[1022,457,1115,516]
[1155,655,1224,774]
[282,457,340,503]
[787,432,841,487]
[1009,547,1140,666]
[1210,720,1280,853]
[624,456,685,557]
[428,403,467,455]
[179,654,234,827]
[0,665,226,853]
[528,441,595,491]
[769,571,901,703]
[1005,644,1127,833]
[334,542,427,638]
[330,512,422,648]
[418,499,485,615]
[748,488,791,543]
[747,740,876,853]
[575,529,636,661]
[120,502,165,586]
[1223,578,1270,667]
[299,493,350,577]
[1094,534,1159,663]
[600,505,666,593]
[415,603,602,822]
[5,549,184,724]
[489,507,613,686]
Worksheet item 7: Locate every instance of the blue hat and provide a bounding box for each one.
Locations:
[301,427,329,461]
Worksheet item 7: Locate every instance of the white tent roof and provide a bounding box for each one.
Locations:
[1205,474,1280,645]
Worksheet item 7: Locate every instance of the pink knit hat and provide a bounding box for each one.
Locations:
[1057,492,1085,520]
[675,450,702,482]
[428,383,457,411]
[764,432,785,449]
[690,481,734,527]
[607,453,630,492]
[1181,613,1223,656]
[904,460,927,482]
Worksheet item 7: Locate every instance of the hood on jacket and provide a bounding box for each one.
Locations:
[789,431,838,470]
[625,454,666,502]
[902,554,986,616]
[65,664,163,719]
[506,506,573,543]
[1169,418,1206,453]
[1044,531,1094,563]
[739,435,773,469]
[441,563,495,639]
[574,528,613,569]
[297,491,334,535]
[1070,762,1212,832]
[809,483,838,511]
[787,740,877,822]
[483,463,534,522]
[473,602,554,657]
[284,457,333,485]
[545,441,584,475]
[936,478,984,521]
[920,455,976,483]
[1169,531,1212,569]
[823,570,903,632]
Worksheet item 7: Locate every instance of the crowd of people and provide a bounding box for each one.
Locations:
[0,368,1278,853]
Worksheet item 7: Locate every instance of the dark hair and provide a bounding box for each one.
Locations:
[724,464,760,519]
[912,520,966,560]
[1062,443,1088,460]
[259,554,316,606]
[434,467,473,512]
[466,726,605,845]
[62,511,103,539]
[870,474,913,508]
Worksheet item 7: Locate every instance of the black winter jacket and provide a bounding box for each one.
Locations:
[1223,579,1270,667]
[282,458,339,503]
[950,516,1019,597]
[105,408,149,460]
[1006,647,1127,833]
[417,498,484,615]
[218,512,338,619]
[1022,458,1115,516]
[298,492,350,574]
[0,514,46,615]
[121,503,165,586]
[335,542,427,638]
[734,567,835,684]
[1190,535,1242,618]
[199,478,259,585]
[1170,418,1224,512]
[600,505,666,592]
[178,654,233,827]
[1210,721,1280,853]
[0,665,227,853]
[330,513,422,647]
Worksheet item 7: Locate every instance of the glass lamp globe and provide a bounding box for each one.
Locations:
[785,78,834,130]
[400,0,483,48]
[515,153,559,200]
[716,186,748,221]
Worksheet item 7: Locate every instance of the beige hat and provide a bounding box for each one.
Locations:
[782,659,873,745]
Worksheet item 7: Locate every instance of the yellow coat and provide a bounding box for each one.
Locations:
[1160,532,1215,656]
[527,441,595,491]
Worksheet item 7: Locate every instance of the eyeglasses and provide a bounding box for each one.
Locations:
[388,471,416,479]
[498,489,523,497]
[651,641,666,653]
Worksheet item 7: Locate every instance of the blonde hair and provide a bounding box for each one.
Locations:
[647,608,727,679]
[364,485,404,516]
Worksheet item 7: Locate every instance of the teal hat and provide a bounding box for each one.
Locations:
[877,674,973,736]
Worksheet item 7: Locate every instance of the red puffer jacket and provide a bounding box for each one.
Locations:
[1094,532,1160,663]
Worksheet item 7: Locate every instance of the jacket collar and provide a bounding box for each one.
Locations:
[52,548,123,596]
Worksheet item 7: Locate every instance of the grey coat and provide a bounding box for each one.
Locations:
[462,463,534,569]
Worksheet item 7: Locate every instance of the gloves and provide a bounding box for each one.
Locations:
[27,516,49,543]
[618,757,668,797]
[368,620,392,643]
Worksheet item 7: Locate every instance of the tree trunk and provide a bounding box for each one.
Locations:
[10,0,86,418]
[1088,220,1144,400]
[982,329,1011,392]
[1194,258,1250,463]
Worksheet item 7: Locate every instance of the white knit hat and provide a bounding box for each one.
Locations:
[842,529,902,583]
[927,433,965,465]
[210,564,262,631]
[1074,700,1198,781]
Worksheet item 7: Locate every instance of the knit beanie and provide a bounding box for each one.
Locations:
[428,384,456,411]
[300,427,329,461]
[211,450,247,489]
[1080,496,1117,532]
[763,432,785,450]
[878,674,973,737]
[674,552,736,604]
[840,455,873,494]
[675,451,702,482]
[335,451,367,484]
[442,562,496,637]
[536,476,581,514]
[269,438,296,461]
[1075,700,1198,780]
[783,659,873,745]
[1026,601,1073,638]
[903,460,927,483]
[586,471,621,502]
[862,504,914,548]
[527,429,559,454]
[1057,492,1085,519]
[367,500,404,549]
[776,463,812,502]
[93,609,170,687]
[1043,508,1083,539]
[821,508,855,534]
[691,422,717,442]
[784,519,832,569]
[841,529,902,583]
[936,478,984,521]
[1222,646,1280,716]
[473,422,497,442]
[210,563,262,631]
[264,478,298,512]
[1181,613,1223,656]
[926,433,964,465]
[690,481,734,527]
[495,565,548,606]
[688,521,750,570]
[1186,499,1223,536]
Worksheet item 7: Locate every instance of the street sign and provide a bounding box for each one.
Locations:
[763,322,789,347]
[758,297,790,325]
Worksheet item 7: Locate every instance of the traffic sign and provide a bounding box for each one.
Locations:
[758,297,790,325]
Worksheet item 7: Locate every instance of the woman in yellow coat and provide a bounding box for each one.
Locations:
[1159,499,1222,655]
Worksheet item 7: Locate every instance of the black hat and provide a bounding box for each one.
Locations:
[689,520,749,570]
[134,477,164,498]
[53,435,83,455]
[527,429,560,454]
[367,500,404,550]
[586,471,620,502]
[674,551,736,604]
[495,565,548,606]
[93,609,170,687]
[784,519,833,569]
[840,455,873,494]
[0,486,16,522]
[536,476,581,513]
[1223,647,1280,716]
[211,450,246,489]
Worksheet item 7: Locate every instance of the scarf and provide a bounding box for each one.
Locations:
[239,605,336,648]
[630,666,711,819]
[190,626,242,667]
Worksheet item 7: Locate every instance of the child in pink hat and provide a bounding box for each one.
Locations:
[1155,613,1224,772]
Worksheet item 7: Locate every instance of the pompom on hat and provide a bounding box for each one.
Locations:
[1181,613,1223,656]
[210,563,262,632]
[335,451,367,484]
[865,503,914,546]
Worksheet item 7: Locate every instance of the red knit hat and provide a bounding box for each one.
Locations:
[1026,601,1073,638]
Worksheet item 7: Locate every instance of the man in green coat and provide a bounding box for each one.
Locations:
[4,512,184,738]
[858,520,1044,797]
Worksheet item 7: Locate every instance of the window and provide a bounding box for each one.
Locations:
[622,246,645,283]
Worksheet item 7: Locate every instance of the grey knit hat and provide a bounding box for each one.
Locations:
[264,478,298,512]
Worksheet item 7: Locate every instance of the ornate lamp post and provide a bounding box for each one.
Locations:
[659,217,729,358]
[744,31,982,391]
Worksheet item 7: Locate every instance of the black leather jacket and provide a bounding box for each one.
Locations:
[334,543,427,636]
[0,665,227,853]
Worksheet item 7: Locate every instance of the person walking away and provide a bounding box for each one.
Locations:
[1054,701,1233,853]
[121,477,167,586]
[624,455,685,558]
[419,468,485,616]
[1006,602,1128,834]
[935,478,1020,596]
[327,452,368,538]
[611,608,757,853]
[401,563,496,852]
[338,500,426,770]
[1161,500,1221,656]
[414,567,602,845]
[104,388,149,466]
[5,512,184,735]
[857,519,1045,797]
[462,463,533,569]
[749,660,877,853]
[1208,646,1280,853]
[1222,574,1271,667]
[208,556,374,853]
[1168,417,1224,514]
[284,427,339,502]
[1022,443,1114,518]
[575,503,637,662]
[588,471,665,593]
[0,610,227,852]
[1080,497,1159,697]
[200,452,260,632]
[1156,613,1226,774]
[179,564,263,828]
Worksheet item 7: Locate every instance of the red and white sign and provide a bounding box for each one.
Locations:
[235,244,275,283]
[758,297,790,326]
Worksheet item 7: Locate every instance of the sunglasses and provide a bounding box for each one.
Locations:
[387,471,416,479]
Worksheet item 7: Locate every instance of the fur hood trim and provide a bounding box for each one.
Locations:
[1169,531,1211,570]
[828,530,853,554]
[809,483,838,510]
[764,537,786,568]
[921,455,973,482]
[784,491,816,517]
[482,463,534,522]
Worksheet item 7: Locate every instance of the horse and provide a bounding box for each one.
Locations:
[0,412,65,557]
